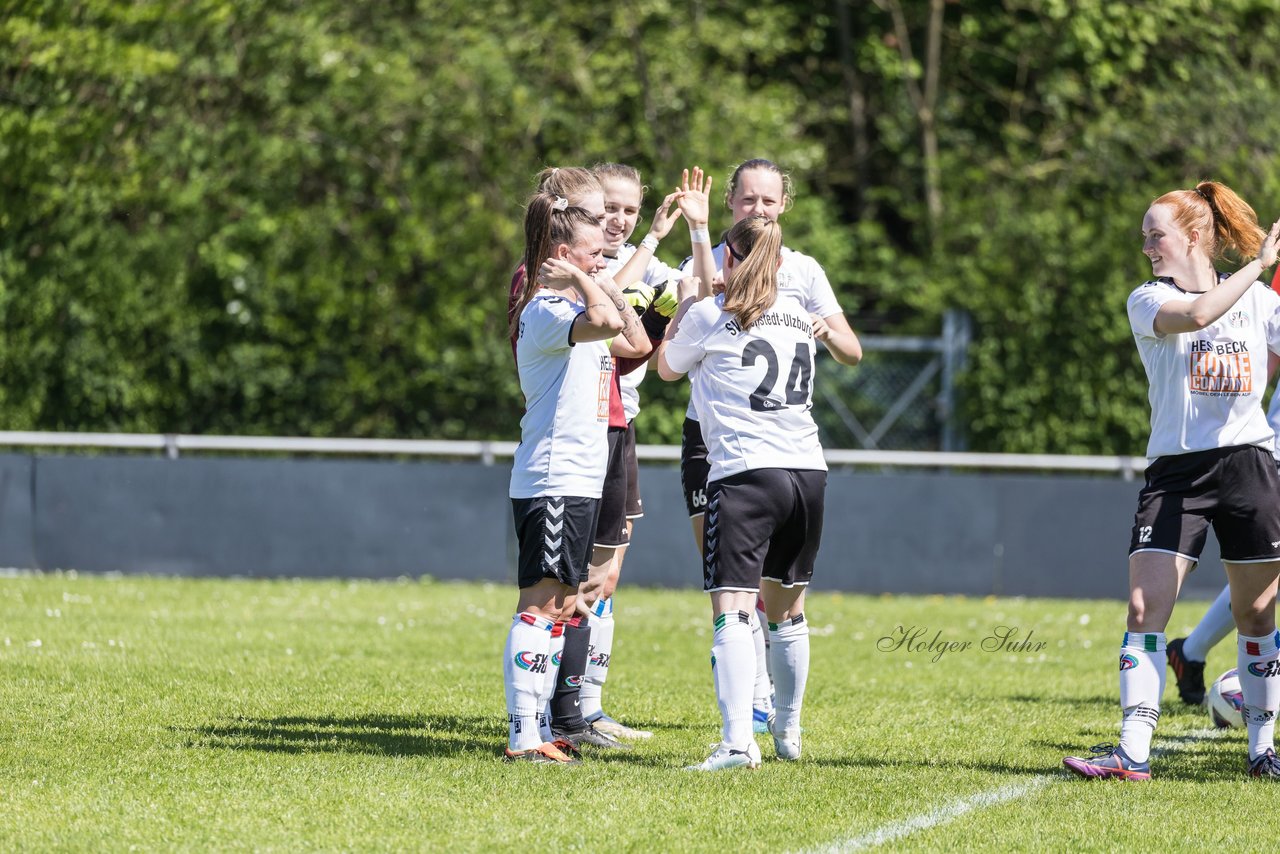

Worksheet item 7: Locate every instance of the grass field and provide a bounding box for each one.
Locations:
[0,570,1258,851]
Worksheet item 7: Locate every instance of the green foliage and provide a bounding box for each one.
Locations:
[3,1,1280,450]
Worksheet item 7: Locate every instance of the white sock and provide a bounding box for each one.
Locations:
[503,612,553,751]
[712,610,755,750]
[1118,631,1165,763]
[581,598,614,720]
[748,609,773,714]
[1237,631,1280,760]
[1183,585,1234,661]
[768,614,809,737]
[538,623,565,742]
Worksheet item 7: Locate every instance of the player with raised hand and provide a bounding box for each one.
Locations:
[676,160,861,733]
[507,166,668,753]
[501,193,651,764]
[657,214,830,771]
[1063,182,1280,781]
[572,162,684,741]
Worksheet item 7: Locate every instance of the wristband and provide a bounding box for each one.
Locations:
[690,227,710,244]
[640,234,660,252]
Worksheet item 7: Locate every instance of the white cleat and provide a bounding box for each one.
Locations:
[685,741,762,772]
[588,713,653,740]
[770,717,801,761]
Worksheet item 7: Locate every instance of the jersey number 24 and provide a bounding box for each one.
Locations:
[742,341,813,412]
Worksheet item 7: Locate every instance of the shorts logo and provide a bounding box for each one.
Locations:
[1272,540,1280,549]
[515,652,549,674]
[551,651,562,667]
[562,675,583,688]
[1248,660,1280,678]
[590,652,610,668]
[543,500,565,570]
[1119,654,1139,672]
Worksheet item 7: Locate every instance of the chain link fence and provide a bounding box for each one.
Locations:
[814,310,971,451]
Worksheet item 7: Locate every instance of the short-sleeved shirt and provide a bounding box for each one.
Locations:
[606,244,679,422]
[1127,276,1280,460]
[677,244,841,420]
[509,264,630,428]
[510,293,612,499]
[665,292,827,482]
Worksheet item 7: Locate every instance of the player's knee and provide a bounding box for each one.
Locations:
[1126,598,1149,630]
[1233,607,1275,637]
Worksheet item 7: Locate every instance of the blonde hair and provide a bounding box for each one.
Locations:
[534,167,602,206]
[1152,181,1265,260]
[509,194,601,338]
[722,215,784,329]
[592,162,647,197]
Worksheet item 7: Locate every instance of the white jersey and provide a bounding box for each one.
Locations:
[1127,277,1280,460]
[510,293,613,498]
[606,244,678,422]
[665,292,827,482]
[678,244,841,420]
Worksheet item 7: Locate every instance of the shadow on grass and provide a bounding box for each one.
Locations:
[175,713,689,760]
[175,713,502,758]
[1005,693,1210,718]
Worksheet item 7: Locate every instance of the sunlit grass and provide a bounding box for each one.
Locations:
[0,572,1253,851]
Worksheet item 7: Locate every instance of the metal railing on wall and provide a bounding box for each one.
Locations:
[0,431,1149,479]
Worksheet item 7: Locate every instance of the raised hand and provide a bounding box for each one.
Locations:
[1260,218,1280,268]
[537,257,584,288]
[677,166,713,228]
[646,191,684,241]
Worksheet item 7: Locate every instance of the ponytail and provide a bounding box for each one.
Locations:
[721,215,783,329]
[1152,181,1265,261]
[1196,181,1265,259]
[510,194,601,338]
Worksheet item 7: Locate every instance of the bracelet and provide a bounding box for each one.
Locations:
[640,234,660,252]
[690,227,710,244]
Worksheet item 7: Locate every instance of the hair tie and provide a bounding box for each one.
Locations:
[1194,187,1210,202]
[552,196,569,211]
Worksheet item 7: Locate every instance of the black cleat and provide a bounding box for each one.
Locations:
[1249,748,1280,779]
[550,723,632,751]
[1166,638,1207,705]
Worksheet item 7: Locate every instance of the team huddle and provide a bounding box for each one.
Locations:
[501,158,861,769]
[500,163,1280,779]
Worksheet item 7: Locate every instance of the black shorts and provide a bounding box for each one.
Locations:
[702,468,827,592]
[595,427,629,548]
[1130,444,1280,564]
[680,417,711,517]
[512,496,600,588]
[624,421,643,519]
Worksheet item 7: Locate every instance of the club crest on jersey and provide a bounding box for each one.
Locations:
[1227,310,1249,328]
[1119,653,1139,672]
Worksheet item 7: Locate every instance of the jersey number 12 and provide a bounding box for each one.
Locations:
[742,341,813,412]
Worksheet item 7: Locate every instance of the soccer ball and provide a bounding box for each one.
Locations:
[1208,668,1244,728]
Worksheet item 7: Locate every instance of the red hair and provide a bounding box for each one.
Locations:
[1152,181,1265,261]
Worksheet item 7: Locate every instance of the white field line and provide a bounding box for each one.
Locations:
[795,727,1227,854]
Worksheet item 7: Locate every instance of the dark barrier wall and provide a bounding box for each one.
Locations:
[0,453,1228,599]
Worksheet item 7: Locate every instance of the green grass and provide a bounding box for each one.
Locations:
[0,571,1255,851]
